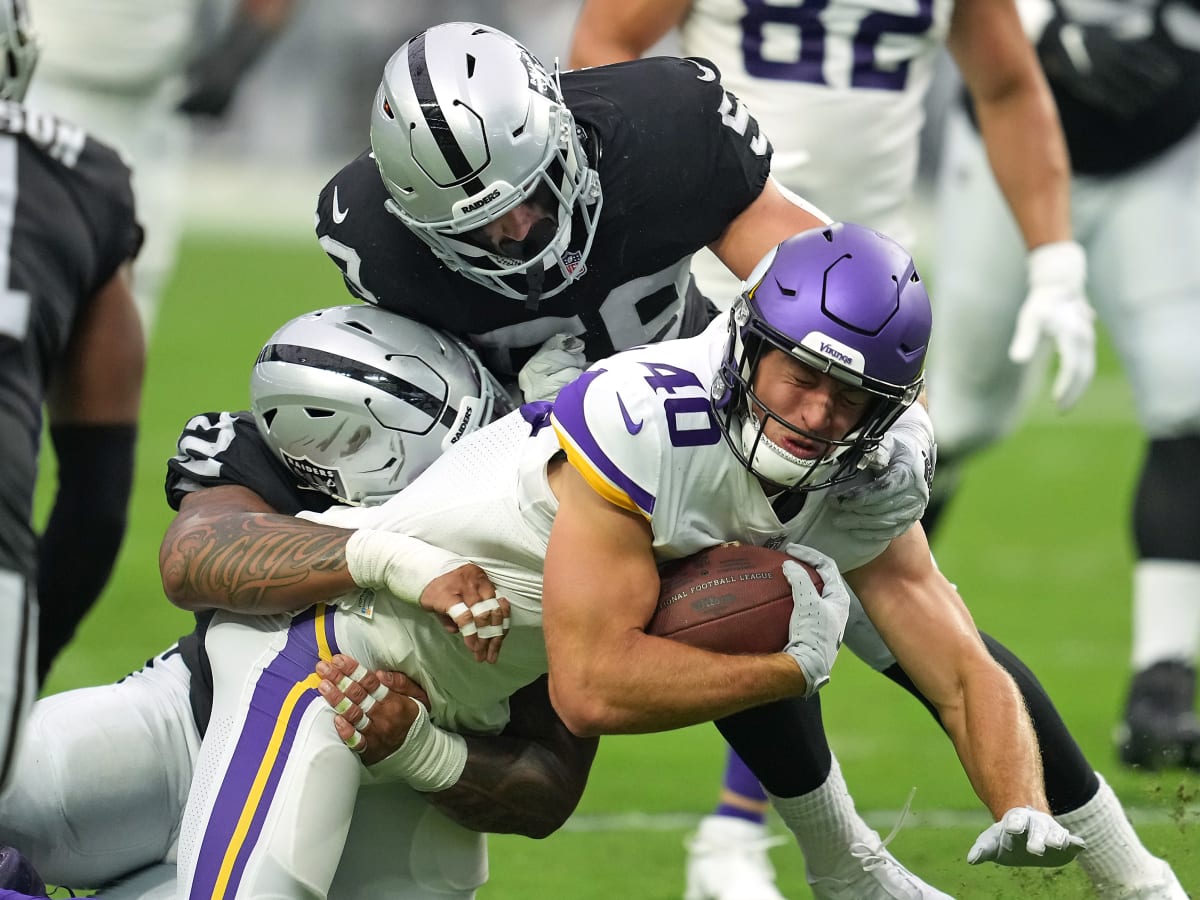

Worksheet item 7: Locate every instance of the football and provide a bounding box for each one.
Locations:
[648,543,822,654]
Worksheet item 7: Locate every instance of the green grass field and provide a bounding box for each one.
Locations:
[39,234,1199,899]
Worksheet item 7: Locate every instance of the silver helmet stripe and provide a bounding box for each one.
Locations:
[258,344,456,431]
[406,30,486,196]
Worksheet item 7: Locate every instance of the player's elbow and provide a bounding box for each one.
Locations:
[158,527,205,611]
[547,677,618,738]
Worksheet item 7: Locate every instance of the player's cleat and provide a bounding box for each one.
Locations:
[1115,662,1200,771]
[1094,858,1189,900]
[0,846,44,896]
[806,828,955,900]
[684,815,788,900]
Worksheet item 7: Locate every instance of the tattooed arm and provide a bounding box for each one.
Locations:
[317,657,599,837]
[159,484,356,613]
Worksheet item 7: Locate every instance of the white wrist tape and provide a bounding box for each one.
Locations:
[1027,241,1086,293]
[345,530,470,605]
[367,699,468,792]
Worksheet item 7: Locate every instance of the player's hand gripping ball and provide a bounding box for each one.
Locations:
[649,543,822,654]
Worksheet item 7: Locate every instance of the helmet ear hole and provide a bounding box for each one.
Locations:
[304,408,336,419]
[260,408,278,429]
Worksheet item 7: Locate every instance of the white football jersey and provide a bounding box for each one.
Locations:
[680,0,954,245]
[551,314,889,572]
[300,410,563,735]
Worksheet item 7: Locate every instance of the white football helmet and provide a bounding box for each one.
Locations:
[250,305,512,506]
[370,22,602,305]
[0,0,37,102]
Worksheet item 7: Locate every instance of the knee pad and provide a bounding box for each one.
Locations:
[1134,436,1200,562]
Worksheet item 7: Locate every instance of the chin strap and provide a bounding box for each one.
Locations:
[524,266,545,311]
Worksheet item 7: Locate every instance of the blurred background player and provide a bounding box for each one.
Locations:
[568,1,1094,895]
[924,0,1200,772]
[26,0,298,333]
[0,0,144,788]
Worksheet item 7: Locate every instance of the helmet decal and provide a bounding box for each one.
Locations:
[404,29,487,195]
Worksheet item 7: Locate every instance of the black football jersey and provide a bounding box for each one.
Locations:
[963,1,1200,175]
[165,410,337,735]
[315,56,771,377]
[1045,1,1200,174]
[0,102,140,574]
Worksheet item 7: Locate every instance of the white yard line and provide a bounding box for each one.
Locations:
[563,804,1200,833]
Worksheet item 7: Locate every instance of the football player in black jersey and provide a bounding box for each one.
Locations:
[0,0,144,791]
[0,306,597,898]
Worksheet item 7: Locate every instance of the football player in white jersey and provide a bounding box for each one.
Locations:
[927,0,1200,776]
[26,0,296,333]
[0,305,602,899]
[165,226,1195,899]
[568,1,1096,891]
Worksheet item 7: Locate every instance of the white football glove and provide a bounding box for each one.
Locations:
[1009,241,1095,412]
[517,333,587,402]
[967,807,1085,868]
[832,403,936,542]
[780,544,851,697]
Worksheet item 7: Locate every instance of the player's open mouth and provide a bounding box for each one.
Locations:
[764,433,823,463]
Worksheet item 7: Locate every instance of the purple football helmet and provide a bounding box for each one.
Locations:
[712,223,932,492]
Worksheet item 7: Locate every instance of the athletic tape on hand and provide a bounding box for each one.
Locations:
[370,683,389,703]
[447,598,505,639]
[472,597,502,617]
[353,713,371,733]
[359,692,377,714]
[345,730,364,752]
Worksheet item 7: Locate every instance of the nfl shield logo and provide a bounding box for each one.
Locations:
[562,249,585,277]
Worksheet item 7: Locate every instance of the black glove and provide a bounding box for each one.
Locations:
[1038,15,1181,121]
[178,14,278,117]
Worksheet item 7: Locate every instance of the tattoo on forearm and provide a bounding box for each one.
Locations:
[165,513,350,610]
